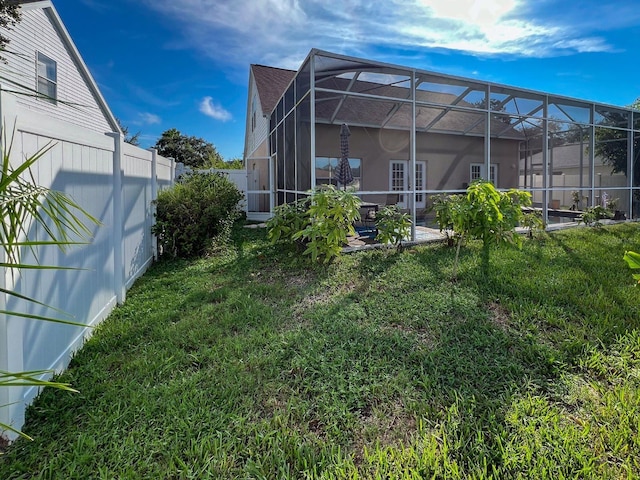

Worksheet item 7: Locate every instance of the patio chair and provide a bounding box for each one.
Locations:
[355,205,378,240]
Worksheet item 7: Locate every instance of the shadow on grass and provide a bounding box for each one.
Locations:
[270,264,559,472]
[3,223,639,478]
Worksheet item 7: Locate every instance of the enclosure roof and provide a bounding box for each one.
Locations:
[307,49,638,117]
[251,64,296,115]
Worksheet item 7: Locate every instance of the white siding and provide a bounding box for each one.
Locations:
[3,8,112,134]
[244,75,270,159]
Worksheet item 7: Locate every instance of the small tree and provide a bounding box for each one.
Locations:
[204,156,243,170]
[433,180,532,279]
[594,98,640,186]
[267,185,361,263]
[0,2,20,62]
[375,205,412,251]
[623,251,640,286]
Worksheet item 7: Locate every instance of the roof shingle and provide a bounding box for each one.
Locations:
[251,64,296,115]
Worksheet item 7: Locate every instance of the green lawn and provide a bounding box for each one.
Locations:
[1,223,640,479]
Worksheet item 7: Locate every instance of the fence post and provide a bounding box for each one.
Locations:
[150,148,158,260]
[0,86,27,438]
[0,248,27,438]
[108,132,126,304]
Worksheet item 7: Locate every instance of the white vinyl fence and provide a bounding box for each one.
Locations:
[0,92,174,437]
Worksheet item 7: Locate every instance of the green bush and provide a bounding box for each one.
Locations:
[579,205,613,227]
[266,197,310,248]
[375,205,412,251]
[432,180,532,279]
[152,172,243,257]
[267,185,361,263]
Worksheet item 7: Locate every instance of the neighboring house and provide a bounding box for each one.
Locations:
[2,0,120,134]
[0,1,174,438]
[524,142,628,210]
[244,65,295,218]
[243,49,640,228]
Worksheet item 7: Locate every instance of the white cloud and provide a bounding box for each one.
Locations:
[199,97,232,122]
[140,0,621,71]
[139,112,161,125]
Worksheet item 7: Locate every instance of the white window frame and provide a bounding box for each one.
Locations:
[36,51,57,105]
[470,163,497,185]
[315,157,361,190]
[251,93,257,132]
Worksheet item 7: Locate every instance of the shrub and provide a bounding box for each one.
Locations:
[152,172,243,257]
[266,197,310,248]
[375,205,412,251]
[267,185,361,263]
[579,205,612,227]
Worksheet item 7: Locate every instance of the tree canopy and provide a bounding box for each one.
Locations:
[153,128,223,168]
[595,98,640,185]
[204,156,243,170]
[0,1,21,61]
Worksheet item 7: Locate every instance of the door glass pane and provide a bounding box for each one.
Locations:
[415,162,424,202]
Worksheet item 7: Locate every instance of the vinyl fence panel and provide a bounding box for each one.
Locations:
[0,93,174,437]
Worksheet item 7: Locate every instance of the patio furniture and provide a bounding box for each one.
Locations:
[355,202,378,239]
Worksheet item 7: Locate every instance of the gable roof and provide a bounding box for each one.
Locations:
[251,64,296,115]
[16,0,121,133]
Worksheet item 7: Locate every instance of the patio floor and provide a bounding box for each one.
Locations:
[345,226,446,251]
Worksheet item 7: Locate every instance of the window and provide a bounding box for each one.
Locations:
[251,93,257,132]
[470,163,497,185]
[37,52,57,104]
[315,157,361,190]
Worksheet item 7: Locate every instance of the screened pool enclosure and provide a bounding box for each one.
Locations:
[246,49,640,240]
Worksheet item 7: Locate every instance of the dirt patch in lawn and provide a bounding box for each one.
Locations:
[488,301,511,331]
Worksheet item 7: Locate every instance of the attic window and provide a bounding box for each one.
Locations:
[36,52,57,105]
[251,93,257,132]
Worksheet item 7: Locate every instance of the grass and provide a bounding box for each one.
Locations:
[1,223,640,479]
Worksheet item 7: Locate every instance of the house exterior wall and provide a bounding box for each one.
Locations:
[3,6,113,134]
[243,73,270,160]
[244,73,273,218]
[315,125,519,197]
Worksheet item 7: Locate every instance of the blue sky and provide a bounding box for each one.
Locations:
[57,0,640,160]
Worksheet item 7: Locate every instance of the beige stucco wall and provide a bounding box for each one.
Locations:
[255,123,521,212]
[315,125,520,195]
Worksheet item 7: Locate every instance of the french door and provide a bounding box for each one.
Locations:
[389,160,426,209]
